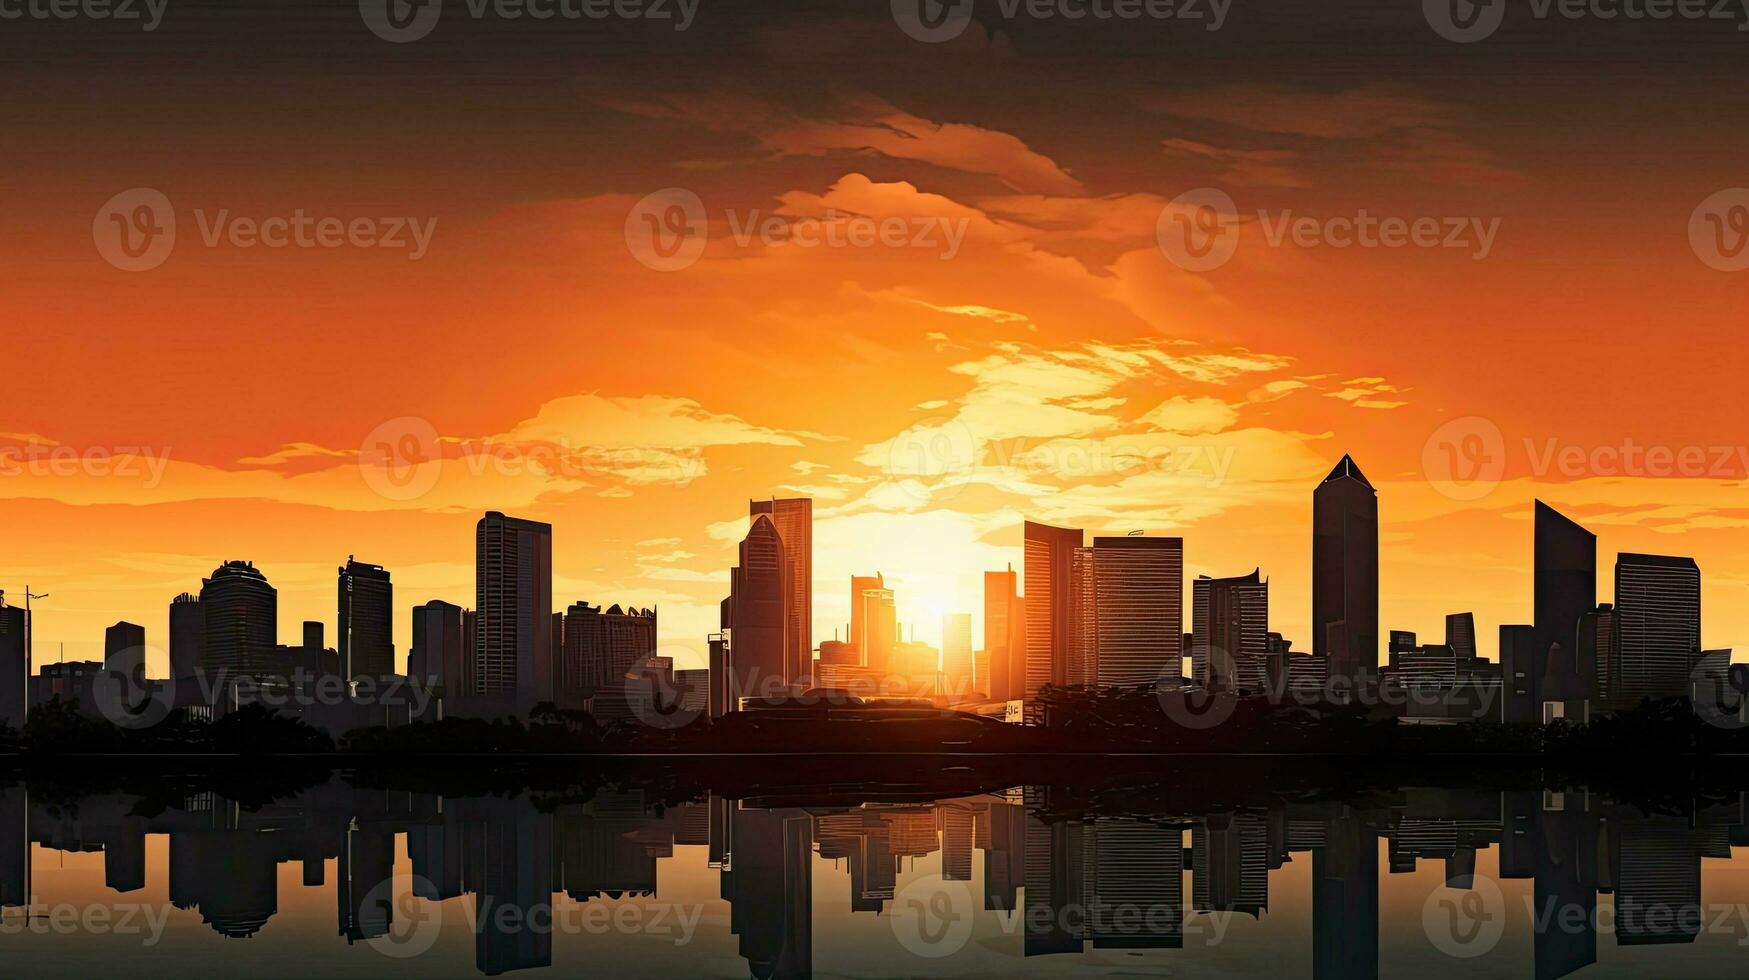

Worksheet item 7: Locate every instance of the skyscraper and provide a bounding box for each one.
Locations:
[724,514,788,704]
[750,498,812,686]
[0,600,25,731]
[983,566,1023,701]
[338,558,393,681]
[1313,455,1377,680]
[1023,521,1083,697]
[850,573,885,666]
[942,613,973,698]
[169,592,204,681]
[1580,603,1619,710]
[200,561,278,677]
[1534,501,1595,709]
[474,511,554,712]
[410,600,466,695]
[854,579,897,675]
[1614,553,1701,706]
[1085,535,1184,688]
[1191,570,1269,692]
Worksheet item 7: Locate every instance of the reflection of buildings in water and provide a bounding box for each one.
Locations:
[1312,808,1379,980]
[2,781,1746,980]
[723,805,812,980]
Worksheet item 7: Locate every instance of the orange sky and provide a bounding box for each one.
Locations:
[5,6,1749,674]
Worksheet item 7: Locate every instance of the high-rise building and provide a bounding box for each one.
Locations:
[338,558,393,681]
[850,573,885,666]
[1084,536,1184,688]
[1579,603,1619,709]
[1534,502,1595,709]
[474,512,554,712]
[560,601,657,713]
[723,515,788,705]
[1023,521,1083,697]
[1191,570,1269,692]
[1445,612,1477,662]
[983,567,1023,701]
[200,561,278,677]
[1500,625,1538,724]
[169,592,204,681]
[1313,455,1378,680]
[853,578,897,675]
[750,498,812,686]
[0,600,25,731]
[1614,553,1701,706]
[104,621,147,681]
[410,600,466,694]
[942,613,973,698]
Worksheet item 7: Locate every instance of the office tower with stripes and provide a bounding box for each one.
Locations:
[1023,521,1084,698]
[750,497,812,685]
[474,511,554,712]
[1614,553,1700,705]
[1191,570,1270,692]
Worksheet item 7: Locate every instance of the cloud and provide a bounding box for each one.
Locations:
[598,89,1082,195]
[1161,138,1308,188]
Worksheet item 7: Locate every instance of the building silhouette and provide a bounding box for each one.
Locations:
[409,600,467,698]
[474,512,553,713]
[942,612,973,699]
[1313,455,1378,681]
[169,592,204,680]
[1191,570,1269,692]
[1614,553,1701,706]
[983,566,1023,702]
[724,515,789,705]
[1082,535,1183,688]
[338,558,394,681]
[200,561,278,678]
[103,620,147,681]
[1023,521,1083,697]
[1445,612,1477,662]
[1501,624,1538,724]
[1580,604,1618,710]
[560,601,657,719]
[852,575,897,675]
[1534,502,1595,711]
[751,498,812,686]
[0,599,24,730]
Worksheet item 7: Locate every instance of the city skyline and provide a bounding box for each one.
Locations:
[4,453,1740,693]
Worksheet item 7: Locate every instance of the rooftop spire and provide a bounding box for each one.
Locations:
[1320,453,1373,490]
